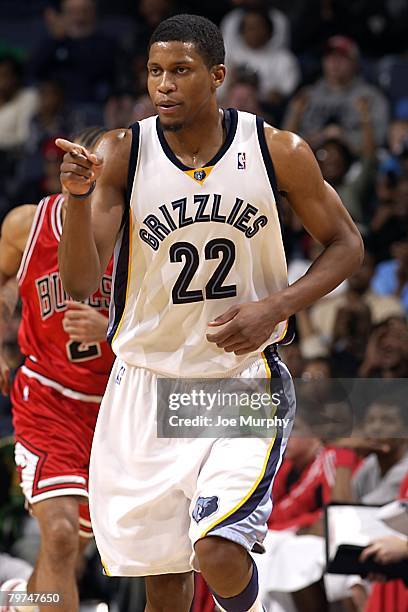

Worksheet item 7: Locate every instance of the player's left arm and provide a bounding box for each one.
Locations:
[207,129,363,355]
[265,127,364,314]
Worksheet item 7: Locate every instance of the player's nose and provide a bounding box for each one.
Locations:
[157,71,177,93]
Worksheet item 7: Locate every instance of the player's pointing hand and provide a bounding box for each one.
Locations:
[56,138,104,197]
[206,300,281,356]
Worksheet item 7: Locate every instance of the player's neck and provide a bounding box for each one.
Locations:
[162,106,225,169]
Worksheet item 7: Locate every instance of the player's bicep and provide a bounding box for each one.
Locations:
[289,177,356,248]
[269,130,359,247]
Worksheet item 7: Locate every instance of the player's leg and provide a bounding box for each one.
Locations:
[190,347,295,611]
[11,371,98,611]
[89,361,199,580]
[195,537,261,611]
[27,496,82,612]
[144,572,194,612]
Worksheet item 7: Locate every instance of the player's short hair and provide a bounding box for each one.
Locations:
[72,126,108,150]
[149,14,225,68]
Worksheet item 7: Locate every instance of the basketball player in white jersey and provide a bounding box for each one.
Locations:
[56,14,363,612]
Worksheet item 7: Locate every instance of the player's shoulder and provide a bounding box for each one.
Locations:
[262,124,317,191]
[95,128,134,185]
[1,204,37,243]
[263,124,311,159]
[97,128,133,157]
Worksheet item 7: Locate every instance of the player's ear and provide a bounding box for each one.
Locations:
[211,64,226,90]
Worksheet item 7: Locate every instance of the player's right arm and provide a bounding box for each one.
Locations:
[57,129,131,300]
[0,205,36,393]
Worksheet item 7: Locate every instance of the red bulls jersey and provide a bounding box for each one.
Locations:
[17,193,114,398]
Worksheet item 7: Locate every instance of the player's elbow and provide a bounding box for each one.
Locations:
[59,266,100,301]
[344,225,365,272]
[58,248,101,300]
[62,276,99,301]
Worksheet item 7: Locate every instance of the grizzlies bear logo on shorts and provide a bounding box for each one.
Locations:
[192,496,219,523]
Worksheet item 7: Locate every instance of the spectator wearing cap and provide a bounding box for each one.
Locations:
[283,36,389,154]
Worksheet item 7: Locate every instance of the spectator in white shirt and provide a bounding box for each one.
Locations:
[221,6,300,105]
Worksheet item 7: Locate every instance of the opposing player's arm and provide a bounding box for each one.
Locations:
[0,204,36,281]
[265,127,364,318]
[57,129,131,300]
[0,204,36,393]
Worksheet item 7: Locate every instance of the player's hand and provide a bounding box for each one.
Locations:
[0,352,10,395]
[55,138,103,196]
[63,301,108,343]
[206,300,279,355]
[360,536,408,565]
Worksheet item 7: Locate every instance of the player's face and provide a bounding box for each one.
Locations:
[147,41,225,132]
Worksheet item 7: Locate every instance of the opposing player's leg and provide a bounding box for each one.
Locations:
[11,370,99,612]
[144,572,194,612]
[27,496,82,612]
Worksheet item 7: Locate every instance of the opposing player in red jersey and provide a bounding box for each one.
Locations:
[0,128,114,612]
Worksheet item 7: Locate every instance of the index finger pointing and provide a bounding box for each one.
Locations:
[55,139,103,166]
[56,138,87,158]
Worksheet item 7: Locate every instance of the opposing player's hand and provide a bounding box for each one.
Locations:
[63,301,108,343]
[206,300,279,355]
[0,352,10,395]
[55,138,103,197]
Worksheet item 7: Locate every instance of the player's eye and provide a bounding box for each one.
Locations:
[176,67,189,74]
[149,67,161,76]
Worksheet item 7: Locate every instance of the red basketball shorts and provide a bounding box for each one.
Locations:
[11,366,102,538]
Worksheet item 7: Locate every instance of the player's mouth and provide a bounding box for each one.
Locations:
[157,102,181,114]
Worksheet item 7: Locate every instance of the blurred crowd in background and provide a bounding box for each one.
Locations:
[0,0,407,611]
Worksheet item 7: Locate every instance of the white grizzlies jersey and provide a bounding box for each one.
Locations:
[108,109,292,377]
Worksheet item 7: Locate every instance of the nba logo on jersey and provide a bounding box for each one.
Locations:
[237,152,246,169]
[193,169,206,181]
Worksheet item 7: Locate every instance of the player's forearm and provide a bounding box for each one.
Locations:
[268,231,363,321]
[58,198,102,300]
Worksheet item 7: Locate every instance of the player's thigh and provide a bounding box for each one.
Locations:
[190,436,278,552]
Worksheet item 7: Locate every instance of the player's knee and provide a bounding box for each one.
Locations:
[195,536,246,581]
[41,516,79,563]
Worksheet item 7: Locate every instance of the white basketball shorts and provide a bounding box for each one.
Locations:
[89,346,295,577]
